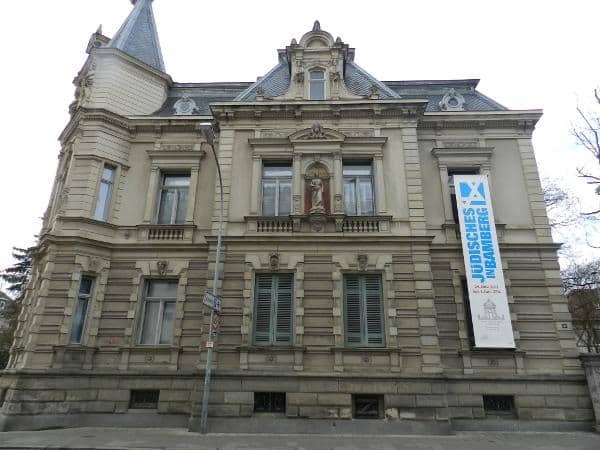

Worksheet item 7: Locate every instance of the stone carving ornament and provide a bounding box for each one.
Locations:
[439,88,466,111]
[174,95,199,115]
[156,260,168,276]
[307,122,326,139]
[310,178,324,213]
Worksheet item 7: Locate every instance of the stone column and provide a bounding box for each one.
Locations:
[143,166,160,223]
[373,154,387,214]
[581,355,600,431]
[333,153,343,214]
[293,153,302,214]
[250,156,261,215]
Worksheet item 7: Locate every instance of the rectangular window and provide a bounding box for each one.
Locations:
[352,394,383,419]
[157,173,190,224]
[309,70,325,100]
[483,395,515,416]
[461,277,475,348]
[69,276,93,344]
[129,390,160,409]
[253,274,293,346]
[344,274,384,347]
[94,164,116,221]
[254,392,286,413]
[261,164,292,216]
[139,280,177,345]
[448,169,479,223]
[343,163,374,216]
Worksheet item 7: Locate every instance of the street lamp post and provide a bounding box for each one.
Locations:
[198,123,223,434]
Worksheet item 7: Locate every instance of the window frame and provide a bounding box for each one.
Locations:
[343,273,385,348]
[252,273,294,346]
[156,172,191,225]
[260,163,292,217]
[343,161,375,216]
[308,69,326,100]
[448,168,479,223]
[138,279,178,346]
[69,276,94,345]
[93,163,117,222]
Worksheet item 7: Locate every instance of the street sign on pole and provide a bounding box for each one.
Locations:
[202,292,221,312]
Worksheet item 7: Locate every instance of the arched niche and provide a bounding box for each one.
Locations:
[304,161,331,214]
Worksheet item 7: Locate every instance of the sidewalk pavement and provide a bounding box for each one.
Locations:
[0,428,599,450]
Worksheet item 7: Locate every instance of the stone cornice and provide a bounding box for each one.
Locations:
[420,110,543,131]
[210,99,428,122]
[60,109,211,145]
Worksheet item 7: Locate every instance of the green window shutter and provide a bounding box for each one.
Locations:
[274,274,293,344]
[344,275,363,345]
[254,275,273,345]
[364,275,384,346]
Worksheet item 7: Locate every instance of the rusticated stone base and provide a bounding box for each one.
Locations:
[0,370,594,432]
[581,355,600,431]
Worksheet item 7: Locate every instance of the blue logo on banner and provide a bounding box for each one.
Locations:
[459,181,497,283]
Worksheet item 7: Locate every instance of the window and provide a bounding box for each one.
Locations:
[483,395,515,416]
[254,392,286,413]
[94,164,116,221]
[448,169,479,223]
[139,280,177,345]
[353,394,383,419]
[343,163,374,216]
[129,390,160,409]
[157,173,190,224]
[344,274,384,347]
[253,274,293,346]
[309,69,325,100]
[461,277,475,348]
[69,276,93,344]
[261,164,292,216]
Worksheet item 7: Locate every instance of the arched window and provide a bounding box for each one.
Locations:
[309,69,325,100]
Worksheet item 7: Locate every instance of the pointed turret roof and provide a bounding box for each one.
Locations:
[107,0,165,72]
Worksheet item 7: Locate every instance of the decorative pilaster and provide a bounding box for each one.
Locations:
[143,166,160,223]
[373,154,387,214]
[250,155,261,215]
[439,165,453,223]
[293,153,302,214]
[333,153,343,213]
[185,165,200,223]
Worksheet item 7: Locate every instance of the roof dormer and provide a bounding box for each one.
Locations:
[234,22,400,102]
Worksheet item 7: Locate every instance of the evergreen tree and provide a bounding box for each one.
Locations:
[0,246,35,368]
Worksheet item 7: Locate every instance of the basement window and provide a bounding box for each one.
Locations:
[352,394,382,419]
[483,395,515,416]
[254,392,286,413]
[129,390,160,409]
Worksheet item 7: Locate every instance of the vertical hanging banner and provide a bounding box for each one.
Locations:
[454,175,515,348]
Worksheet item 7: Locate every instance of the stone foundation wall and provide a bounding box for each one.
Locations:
[0,372,593,431]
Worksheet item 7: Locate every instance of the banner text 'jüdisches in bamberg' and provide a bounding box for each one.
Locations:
[455,175,515,349]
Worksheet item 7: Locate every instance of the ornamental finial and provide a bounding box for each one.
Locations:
[312,20,321,32]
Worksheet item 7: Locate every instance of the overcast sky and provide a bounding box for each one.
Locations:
[0,0,598,279]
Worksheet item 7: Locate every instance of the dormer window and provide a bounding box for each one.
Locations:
[309,70,325,100]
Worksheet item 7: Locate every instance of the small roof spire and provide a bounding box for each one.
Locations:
[107,0,165,72]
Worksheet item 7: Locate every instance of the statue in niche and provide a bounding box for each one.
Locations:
[310,178,324,213]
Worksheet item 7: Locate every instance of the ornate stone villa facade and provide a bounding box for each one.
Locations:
[1,0,597,432]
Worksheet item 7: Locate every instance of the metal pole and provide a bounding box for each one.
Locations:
[199,124,224,434]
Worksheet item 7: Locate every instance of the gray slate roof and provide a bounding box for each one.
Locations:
[234,57,400,101]
[107,0,165,72]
